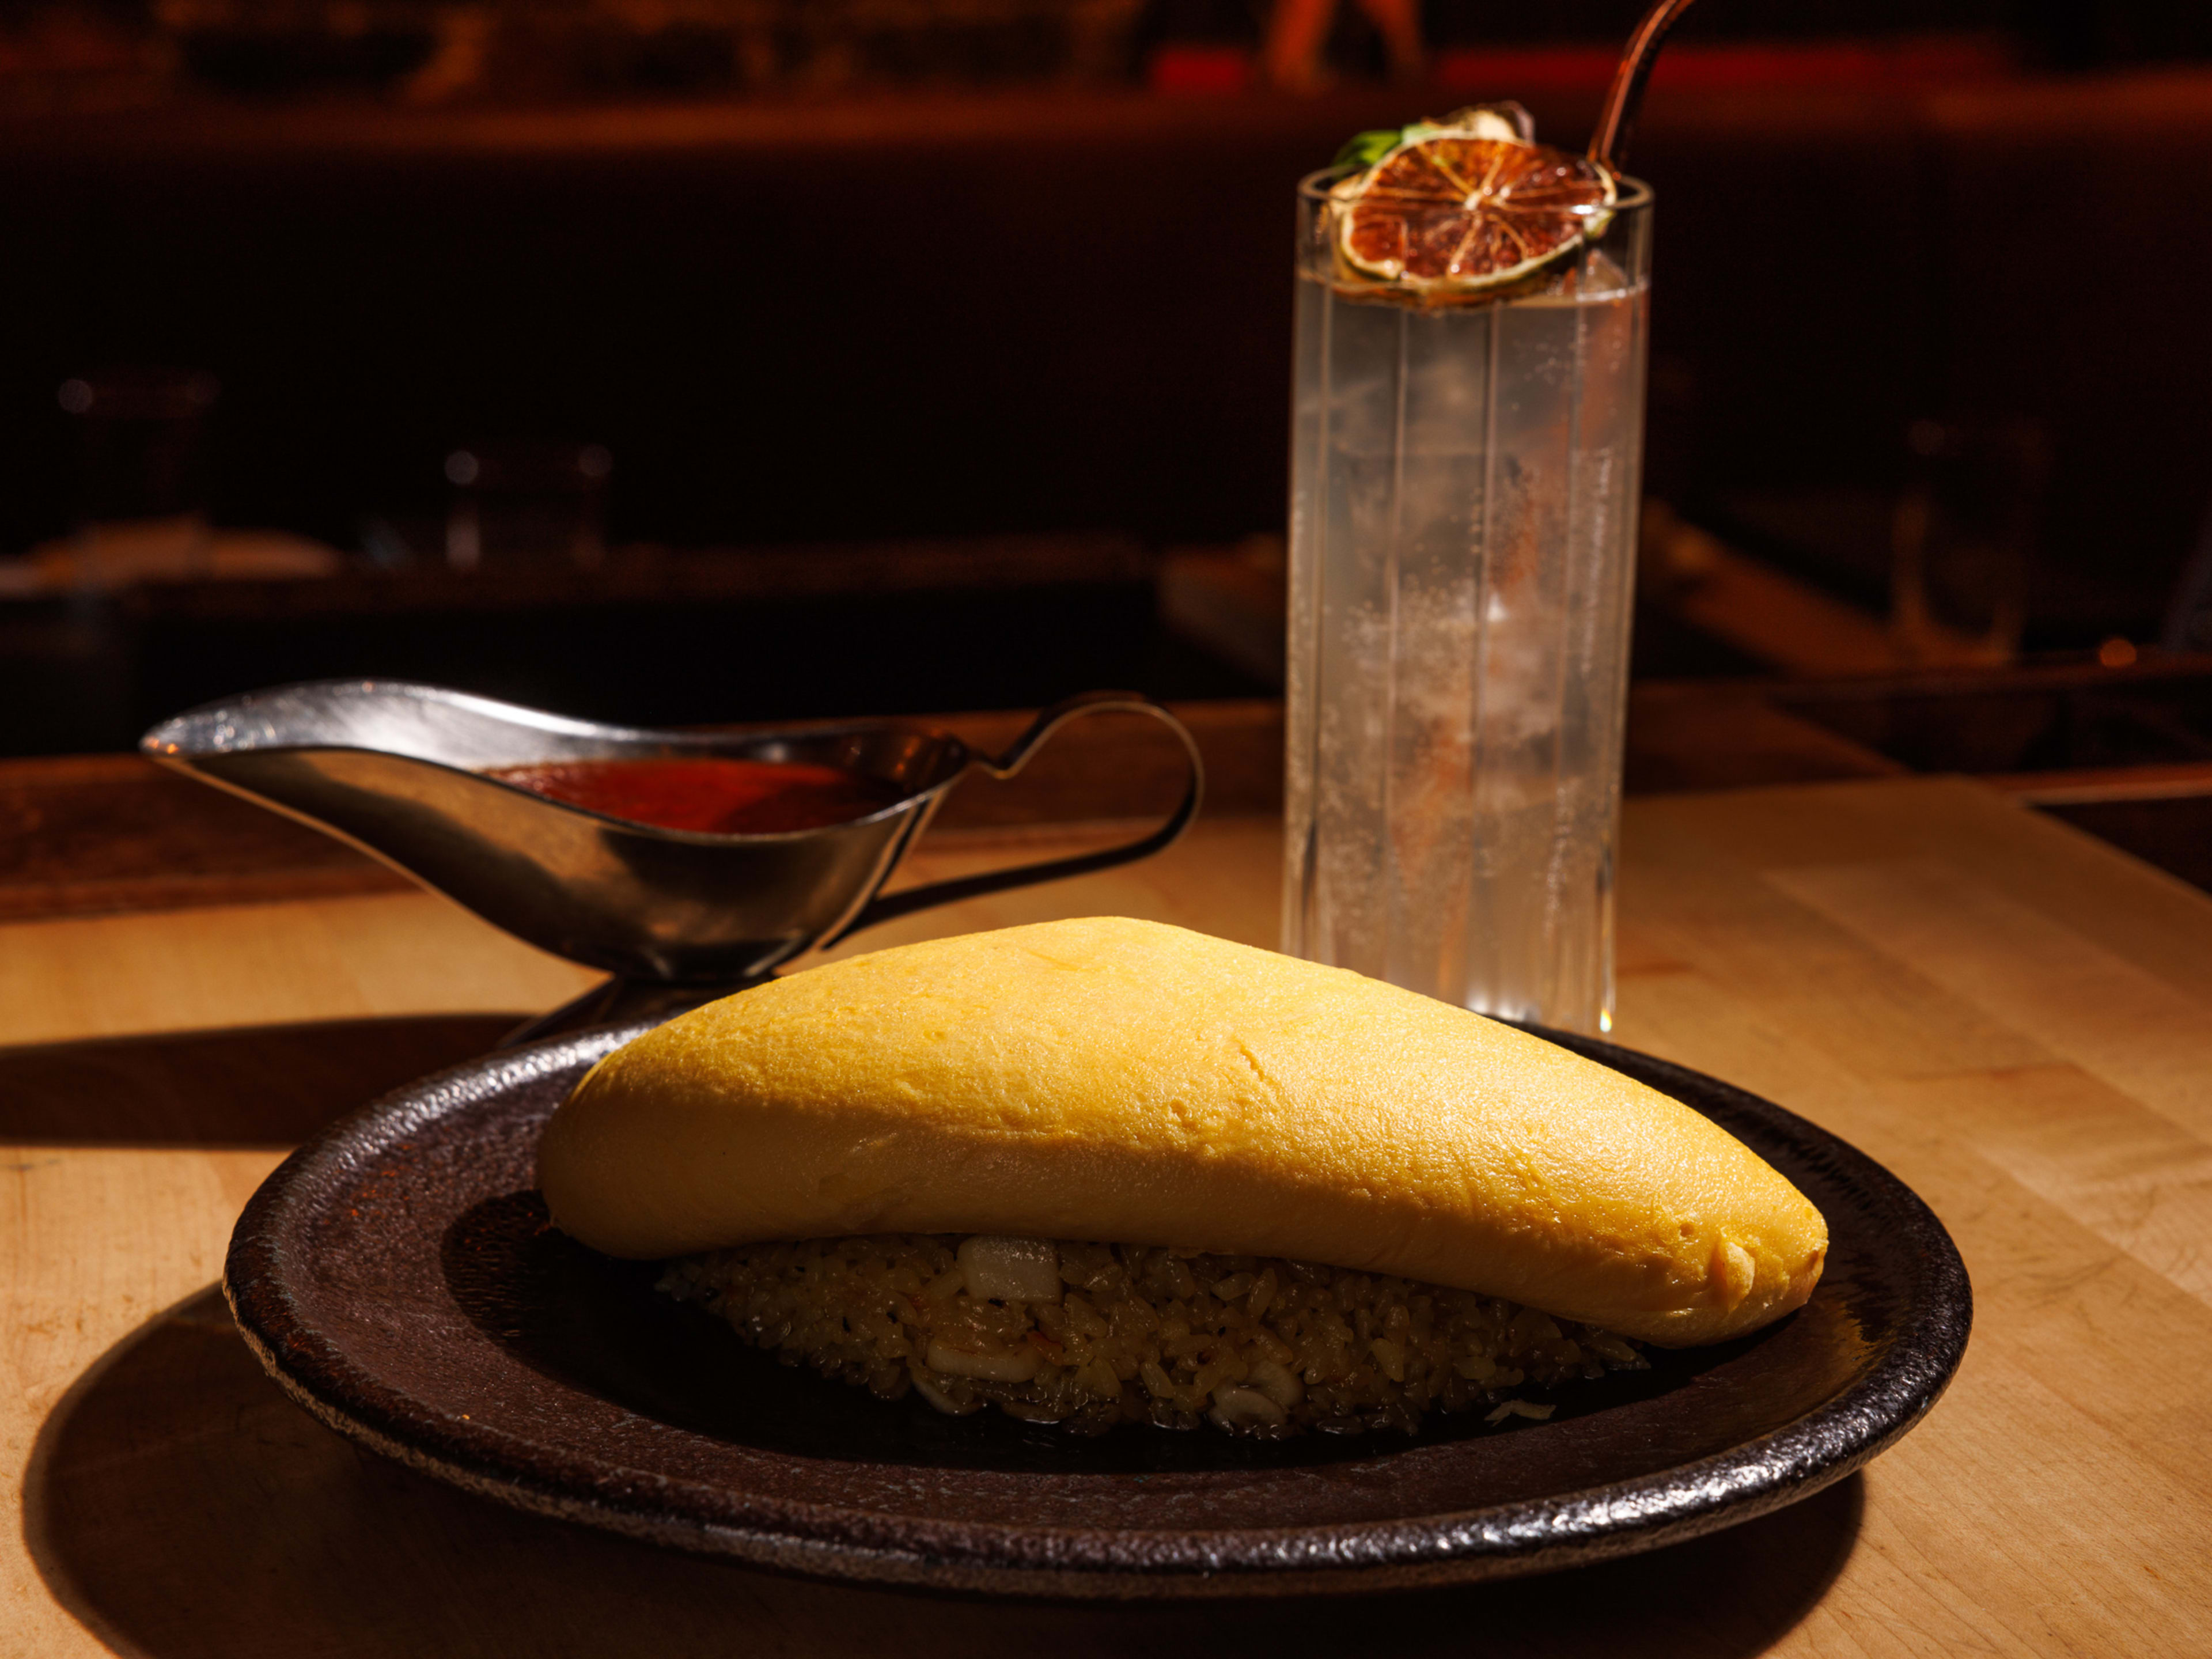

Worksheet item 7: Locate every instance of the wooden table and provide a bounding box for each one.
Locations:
[6,778,2210,1654]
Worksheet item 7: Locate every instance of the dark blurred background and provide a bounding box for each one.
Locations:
[3,0,2211,770]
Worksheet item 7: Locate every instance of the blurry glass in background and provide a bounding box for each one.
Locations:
[1257,0,1421,91]
[444,442,613,572]
[1890,416,2047,667]
[54,367,221,589]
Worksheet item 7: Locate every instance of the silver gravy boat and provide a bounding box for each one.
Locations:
[142,680,1202,1035]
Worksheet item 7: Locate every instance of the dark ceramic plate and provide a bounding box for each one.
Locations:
[225,1022,1969,1599]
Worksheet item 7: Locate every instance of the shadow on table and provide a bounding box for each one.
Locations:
[26,1287,1864,1658]
[0,1015,524,1145]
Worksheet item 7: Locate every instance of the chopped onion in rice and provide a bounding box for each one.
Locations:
[957,1235,1063,1304]
[926,1338,1041,1384]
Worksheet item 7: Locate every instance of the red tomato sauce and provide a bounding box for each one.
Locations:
[486,757,905,835]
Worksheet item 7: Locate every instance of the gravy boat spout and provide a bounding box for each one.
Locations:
[141,681,1203,993]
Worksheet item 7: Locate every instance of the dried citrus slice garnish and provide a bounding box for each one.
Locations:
[1336,128,1617,296]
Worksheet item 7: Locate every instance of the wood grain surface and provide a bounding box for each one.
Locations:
[5,782,2211,1654]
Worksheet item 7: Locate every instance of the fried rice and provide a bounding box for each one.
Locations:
[662,1232,1643,1437]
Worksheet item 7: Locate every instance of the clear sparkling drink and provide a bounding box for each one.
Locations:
[1283,172,1652,1033]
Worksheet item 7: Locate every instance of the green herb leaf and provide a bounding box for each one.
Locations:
[1331,128,1404,171]
[1331,121,1450,174]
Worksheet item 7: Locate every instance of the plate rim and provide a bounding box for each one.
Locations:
[225,1020,1972,1599]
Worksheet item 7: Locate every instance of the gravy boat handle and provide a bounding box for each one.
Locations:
[821,691,1205,946]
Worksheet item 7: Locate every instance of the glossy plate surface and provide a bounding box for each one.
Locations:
[225,1024,1970,1598]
